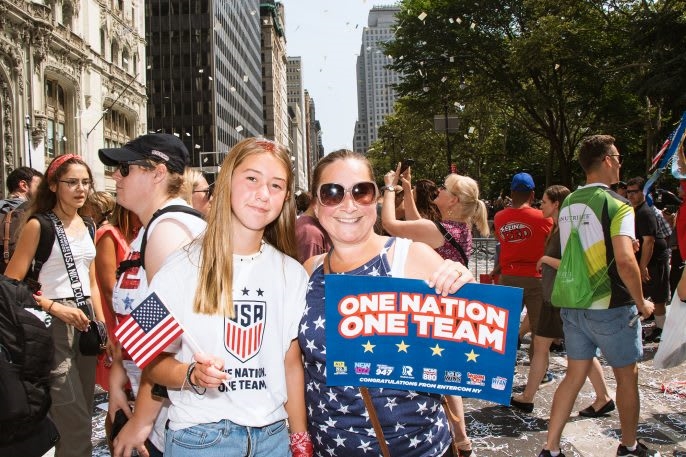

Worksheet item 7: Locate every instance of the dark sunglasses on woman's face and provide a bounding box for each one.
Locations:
[193,183,214,200]
[116,160,155,177]
[317,182,378,207]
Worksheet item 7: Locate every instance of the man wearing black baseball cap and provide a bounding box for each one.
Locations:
[98,133,190,174]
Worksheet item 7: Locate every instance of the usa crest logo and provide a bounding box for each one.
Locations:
[225,301,266,362]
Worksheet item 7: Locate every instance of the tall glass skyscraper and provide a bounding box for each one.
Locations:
[145,0,262,164]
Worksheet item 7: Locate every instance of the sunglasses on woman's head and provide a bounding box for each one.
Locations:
[116,160,156,177]
[317,182,378,207]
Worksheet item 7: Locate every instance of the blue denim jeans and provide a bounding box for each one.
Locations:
[165,419,289,457]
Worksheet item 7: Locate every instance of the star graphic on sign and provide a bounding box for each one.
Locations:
[465,349,480,362]
[241,287,249,295]
[256,288,264,296]
[430,344,445,356]
[396,340,410,352]
[362,340,376,352]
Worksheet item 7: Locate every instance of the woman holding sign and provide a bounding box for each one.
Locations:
[300,149,475,457]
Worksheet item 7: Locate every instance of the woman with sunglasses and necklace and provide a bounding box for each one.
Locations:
[5,154,105,457]
[299,150,475,457]
[98,133,206,457]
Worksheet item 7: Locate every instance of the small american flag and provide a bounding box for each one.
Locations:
[114,292,184,369]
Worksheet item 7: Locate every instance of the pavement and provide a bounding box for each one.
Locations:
[42,326,686,457]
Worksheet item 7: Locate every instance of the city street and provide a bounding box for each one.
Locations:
[74,333,686,457]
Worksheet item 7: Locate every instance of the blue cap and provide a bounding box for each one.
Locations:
[511,172,535,192]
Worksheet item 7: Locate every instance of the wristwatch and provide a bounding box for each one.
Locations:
[382,185,397,193]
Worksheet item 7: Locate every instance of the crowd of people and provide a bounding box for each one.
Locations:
[2,131,682,457]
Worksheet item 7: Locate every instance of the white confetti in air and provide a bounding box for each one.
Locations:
[208,76,213,81]
[441,76,448,83]
[195,144,201,149]
[450,56,455,63]
[418,12,427,21]
[236,125,243,132]
[470,22,476,30]
[469,126,475,134]
[554,63,560,70]
[230,86,236,92]
[173,132,180,137]
[456,17,462,24]
[243,75,248,82]
[449,18,454,23]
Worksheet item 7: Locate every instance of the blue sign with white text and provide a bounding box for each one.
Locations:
[325,275,523,405]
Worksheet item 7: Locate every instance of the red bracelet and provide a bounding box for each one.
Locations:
[289,431,313,457]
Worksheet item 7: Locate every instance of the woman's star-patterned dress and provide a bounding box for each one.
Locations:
[298,237,451,457]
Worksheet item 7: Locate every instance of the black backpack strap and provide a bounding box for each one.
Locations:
[434,221,469,267]
[82,216,96,241]
[139,205,203,269]
[26,213,56,282]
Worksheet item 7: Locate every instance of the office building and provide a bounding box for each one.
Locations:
[352,6,401,153]
[145,0,262,167]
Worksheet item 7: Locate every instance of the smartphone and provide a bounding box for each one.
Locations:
[399,158,415,174]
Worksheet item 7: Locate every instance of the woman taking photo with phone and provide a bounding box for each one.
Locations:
[5,154,105,457]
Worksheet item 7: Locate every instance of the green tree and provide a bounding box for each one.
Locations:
[386,0,646,187]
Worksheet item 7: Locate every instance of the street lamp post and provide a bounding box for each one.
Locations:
[443,102,451,172]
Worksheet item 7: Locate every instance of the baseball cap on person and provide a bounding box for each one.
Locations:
[98,133,189,174]
[511,172,535,192]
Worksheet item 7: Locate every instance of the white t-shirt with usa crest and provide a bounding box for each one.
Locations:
[150,240,308,430]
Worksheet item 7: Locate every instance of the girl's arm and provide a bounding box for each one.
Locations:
[95,232,118,322]
[4,218,40,281]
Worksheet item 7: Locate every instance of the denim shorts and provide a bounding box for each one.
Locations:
[165,419,289,457]
[560,305,643,368]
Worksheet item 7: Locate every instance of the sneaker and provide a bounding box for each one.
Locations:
[540,371,555,386]
[644,327,662,343]
[616,440,661,456]
[538,449,565,457]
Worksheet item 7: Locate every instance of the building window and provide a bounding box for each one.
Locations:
[100,29,106,56]
[111,40,119,66]
[103,108,133,173]
[62,3,74,28]
[45,78,67,158]
[122,48,130,71]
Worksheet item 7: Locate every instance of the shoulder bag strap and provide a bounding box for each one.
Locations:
[47,211,89,315]
[434,221,469,267]
[3,207,13,264]
[360,387,391,457]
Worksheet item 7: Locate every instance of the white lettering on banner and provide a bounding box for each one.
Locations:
[337,292,508,353]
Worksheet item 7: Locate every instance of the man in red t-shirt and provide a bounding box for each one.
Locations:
[493,172,553,351]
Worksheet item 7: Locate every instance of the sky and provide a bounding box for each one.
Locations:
[280,0,399,153]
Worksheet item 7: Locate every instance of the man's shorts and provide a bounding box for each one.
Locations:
[560,305,642,368]
[644,253,670,303]
[536,300,564,339]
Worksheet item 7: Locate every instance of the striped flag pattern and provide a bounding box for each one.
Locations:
[114,292,183,369]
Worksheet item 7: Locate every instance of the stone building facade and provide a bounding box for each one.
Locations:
[0,0,147,195]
